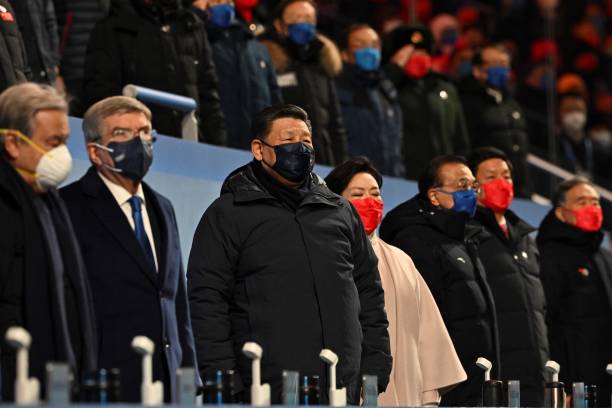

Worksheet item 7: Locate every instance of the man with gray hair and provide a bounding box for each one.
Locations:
[60,95,198,402]
[0,82,98,401]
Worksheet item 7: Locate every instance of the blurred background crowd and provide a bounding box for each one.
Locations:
[1,0,611,199]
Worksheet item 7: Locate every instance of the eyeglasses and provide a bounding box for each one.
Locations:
[437,179,480,193]
[109,127,157,142]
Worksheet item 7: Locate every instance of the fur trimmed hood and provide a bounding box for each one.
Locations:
[261,34,343,78]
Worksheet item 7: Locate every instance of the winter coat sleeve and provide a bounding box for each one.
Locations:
[327,79,348,165]
[264,49,282,104]
[43,0,60,67]
[348,205,392,392]
[449,85,471,154]
[391,230,446,309]
[187,198,243,392]
[82,20,123,110]
[196,28,228,146]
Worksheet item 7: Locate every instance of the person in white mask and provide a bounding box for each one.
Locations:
[0,82,98,402]
[557,93,610,186]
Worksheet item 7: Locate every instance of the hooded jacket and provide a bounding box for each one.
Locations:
[187,162,391,403]
[261,33,347,166]
[379,195,500,406]
[83,0,227,144]
[537,211,612,397]
[474,206,549,406]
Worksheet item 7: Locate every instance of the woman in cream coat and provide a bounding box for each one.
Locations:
[326,156,466,406]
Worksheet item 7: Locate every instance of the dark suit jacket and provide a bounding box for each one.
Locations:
[60,167,197,402]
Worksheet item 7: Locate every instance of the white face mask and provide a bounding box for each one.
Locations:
[590,129,612,150]
[35,144,73,191]
[562,111,587,134]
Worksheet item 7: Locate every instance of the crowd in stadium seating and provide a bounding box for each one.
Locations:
[1,0,611,193]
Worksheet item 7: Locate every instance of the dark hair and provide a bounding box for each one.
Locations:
[472,44,509,66]
[552,177,595,207]
[274,0,317,20]
[418,154,468,196]
[251,104,312,141]
[325,156,383,195]
[339,23,374,50]
[467,146,513,176]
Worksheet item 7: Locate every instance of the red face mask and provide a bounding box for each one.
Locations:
[404,53,432,79]
[352,197,384,235]
[572,205,603,232]
[481,178,514,213]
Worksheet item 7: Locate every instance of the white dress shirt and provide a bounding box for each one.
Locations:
[98,172,159,272]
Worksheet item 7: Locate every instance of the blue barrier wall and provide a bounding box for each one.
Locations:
[65,117,550,262]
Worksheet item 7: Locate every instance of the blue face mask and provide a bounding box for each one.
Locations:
[209,4,235,28]
[539,71,555,91]
[442,28,459,46]
[437,188,477,217]
[486,66,510,89]
[95,137,154,181]
[287,22,316,46]
[259,139,315,182]
[354,47,381,72]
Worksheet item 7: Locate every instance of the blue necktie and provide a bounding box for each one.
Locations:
[128,196,156,271]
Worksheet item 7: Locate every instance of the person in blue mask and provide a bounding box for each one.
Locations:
[191,0,282,150]
[458,44,531,198]
[380,154,500,407]
[259,0,348,166]
[335,24,404,177]
[60,96,199,403]
[188,104,391,404]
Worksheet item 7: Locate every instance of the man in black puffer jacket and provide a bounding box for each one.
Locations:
[0,0,29,92]
[188,105,391,404]
[468,147,549,406]
[380,154,500,407]
[83,0,227,144]
[458,45,531,197]
[537,178,612,400]
[260,0,347,166]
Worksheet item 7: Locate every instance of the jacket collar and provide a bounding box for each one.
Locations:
[475,206,535,243]
[537,209,604,253]
[221,162,341,208]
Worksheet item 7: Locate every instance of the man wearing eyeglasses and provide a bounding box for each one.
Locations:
[60,96,198,403]
[380,154,500,407]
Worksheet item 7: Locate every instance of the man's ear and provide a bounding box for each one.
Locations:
[251,139,264,161]
[87,143,103,166]
[554,206,565,222]
[2,133,21,161]
[428,188,440,207]
[273,18,283,35]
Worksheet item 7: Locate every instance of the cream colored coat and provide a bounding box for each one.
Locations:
[372,235,467,406]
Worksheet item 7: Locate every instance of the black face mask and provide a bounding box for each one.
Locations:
[259,139,315,182]
[96,137,154,181]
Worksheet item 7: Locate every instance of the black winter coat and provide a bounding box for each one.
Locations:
[83,0,227,144]
[379,196,500,406]
[384,65,470,181]
[537,211,612,398]
[205,21,282,149]
[11,0,60,84]
[474,207,549,406]
[0,158,97,401]
[458,76,531,197]
[187,162,391,403]
[0,0,29,92]
[261,34,347,166]
[336,64,404,177]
